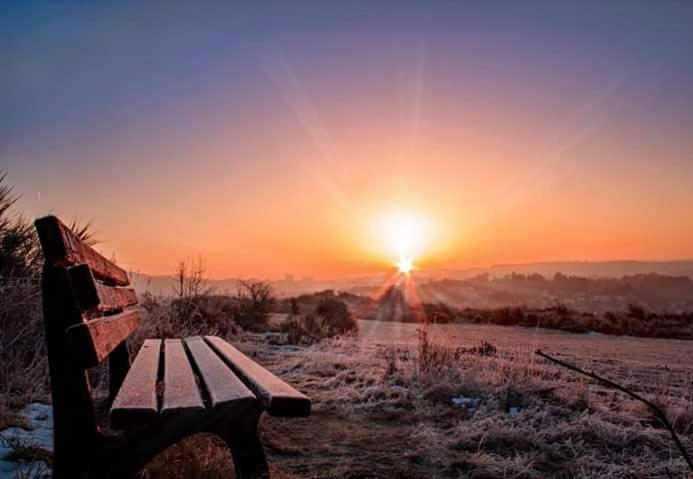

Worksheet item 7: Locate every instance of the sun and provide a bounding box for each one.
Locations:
[397,255,414,274]
[369,209,433,274]
[383,212,426,274]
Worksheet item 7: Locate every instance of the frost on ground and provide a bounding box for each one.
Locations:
[238,322,693,478]
[3,321,692,478]
[0,403,53,478]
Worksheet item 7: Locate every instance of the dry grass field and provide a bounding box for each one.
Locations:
[140,320,693,478]
[2,280,692,479]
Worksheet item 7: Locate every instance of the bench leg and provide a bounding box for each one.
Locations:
[101,403,267,479]
[217,413,269,479]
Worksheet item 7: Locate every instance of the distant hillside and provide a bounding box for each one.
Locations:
[440,260,693,280]
[128,260,693,298]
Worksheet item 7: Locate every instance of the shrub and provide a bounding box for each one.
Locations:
[0,277,47,407]
[423,303,456,323]
[234,280,274,331]
[415,327,457,375]
[553,302,570,317]
[627,303,648,321]
[137,292,237,342]
[279,314,330,345]
[458,340,497,357]
[171,257,212,325]
[493,307,525,326]
[148,258,237,338]
[0,172,41,278]
[280,297,357,345]
[315,297,358,335]
[0,173,99,407]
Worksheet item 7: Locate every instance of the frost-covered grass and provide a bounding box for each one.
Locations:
[309,347,687,475]
[3,315,692,478]
[142,323,693,478]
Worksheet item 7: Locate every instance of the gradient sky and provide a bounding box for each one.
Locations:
[3,1,693,279]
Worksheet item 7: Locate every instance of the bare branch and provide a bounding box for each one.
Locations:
[536,349,693,473]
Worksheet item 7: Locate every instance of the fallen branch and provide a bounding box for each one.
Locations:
[535,349,693,473]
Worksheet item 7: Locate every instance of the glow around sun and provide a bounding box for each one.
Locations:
[380,211,429,274]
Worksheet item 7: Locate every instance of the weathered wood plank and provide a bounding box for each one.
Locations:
[161,339,205,415]
[111,339,160,430]
[68,264,137,312]
[35,215,129,286]
[205,336,311,417]
[65,310,140,368]
[184,337,255,411]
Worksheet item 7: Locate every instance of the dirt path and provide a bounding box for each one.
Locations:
[263,413,435,479]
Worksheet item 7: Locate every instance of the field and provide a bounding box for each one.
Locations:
[141,320,693,478]
[3,306,693,478]
[357,320,693,373]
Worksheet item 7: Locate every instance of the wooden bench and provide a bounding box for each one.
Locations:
[34,215,310,479]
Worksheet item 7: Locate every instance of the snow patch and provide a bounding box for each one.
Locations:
[451,394,480,409]
[0,403,53,478]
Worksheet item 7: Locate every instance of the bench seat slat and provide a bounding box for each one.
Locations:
[184,337,255,410]
[161,339,205,415]
[68,264,137,312]
[205,336,311,417]
[35,215,129,286]
[65,310,140,368]
[111,339,160,430]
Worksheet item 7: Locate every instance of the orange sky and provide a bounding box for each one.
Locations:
[5,3,693,279]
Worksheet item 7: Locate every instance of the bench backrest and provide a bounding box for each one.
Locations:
[34,215,139,469]
[35,215,140,368]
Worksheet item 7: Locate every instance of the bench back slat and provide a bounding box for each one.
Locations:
[35,215,129,286]
[68,264,138,313]
[111,339,161,430]
[184,336,255,410]
[205,336,311,417]
[65,310,140,368]
[161,339,205,415]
